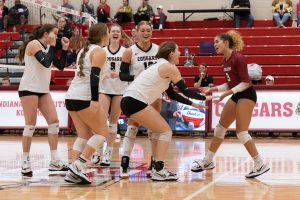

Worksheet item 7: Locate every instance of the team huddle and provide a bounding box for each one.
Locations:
[17,21,269,184]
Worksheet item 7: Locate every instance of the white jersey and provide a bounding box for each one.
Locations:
[19,40,51,93]
[124,58,170,105]
[66,44,102,101]
[130,43,159,77]
[99,45,128,95]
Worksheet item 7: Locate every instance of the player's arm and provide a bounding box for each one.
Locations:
[28,41,56,68]
[119,48,134,81]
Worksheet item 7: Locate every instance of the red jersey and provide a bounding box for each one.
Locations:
[221,51,251,89]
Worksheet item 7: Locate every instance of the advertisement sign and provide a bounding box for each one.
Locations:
[211,90,300,131]
[0,91,68,128]
[119,96,206,132]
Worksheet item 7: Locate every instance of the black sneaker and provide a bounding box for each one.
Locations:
[120,156,130,178]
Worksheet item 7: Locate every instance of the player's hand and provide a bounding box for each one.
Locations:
[61,37,70,50]
[202,87,212,95]
[101,72,111,80]
[110,71,119,79]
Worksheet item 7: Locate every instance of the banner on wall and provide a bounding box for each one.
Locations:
[118,96,206,132]
[0,91,68,128]
[211,90,300,131]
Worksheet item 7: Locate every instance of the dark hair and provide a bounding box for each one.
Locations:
[78,23,108,77]
[217,30,244,51]
[136,20,152,31]
[156,41,177,60]
[18,24,57,62]
[2,76,10,82]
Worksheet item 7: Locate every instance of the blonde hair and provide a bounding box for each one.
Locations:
[78,23,108,77]
[109,23,133,46]
[217,30,244,51]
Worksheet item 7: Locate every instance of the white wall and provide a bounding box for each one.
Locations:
[16,0,300,21]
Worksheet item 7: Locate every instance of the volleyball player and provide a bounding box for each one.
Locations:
[190,30,270,178]
[64,23,109,184]
[90,24,129,167]
[121,41,210,181]
[18,24,69,176]
[109,21,159,177]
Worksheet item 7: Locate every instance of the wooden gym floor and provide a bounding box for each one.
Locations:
[0,135,299,200]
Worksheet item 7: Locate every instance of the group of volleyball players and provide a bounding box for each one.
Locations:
[17,20,269,184]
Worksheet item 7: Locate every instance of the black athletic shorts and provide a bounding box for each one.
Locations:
[120,96,148,117]
[65,99,90,111]
[230,86,257,103]
[18,90,47,97]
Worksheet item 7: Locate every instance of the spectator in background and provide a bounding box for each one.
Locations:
[81,0,95,23]
[296,0,300,26]
[114,0,132,24]
[1,76,10,86]
[3,0,28,32]
[67,27,84,67]
[60,0,74,22]
[231,0,254,28]
[265,75,274,85]
[130,27,138,43]
[194,63,214,88]
[152,5,167,30]
[0,0,8,32]
[272,0,293,28]
[97,0,110,23]
[133,0,154,25]
[56,17,73,50]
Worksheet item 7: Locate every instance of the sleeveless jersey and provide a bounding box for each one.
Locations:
[124,58,170,105]
[99,45,128,95]
[19,40,51,93]
[129,43,159,77]
[66,44,102,101]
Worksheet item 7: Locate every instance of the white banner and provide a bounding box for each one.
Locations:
[0,91,68,128]
[211,90,300,131]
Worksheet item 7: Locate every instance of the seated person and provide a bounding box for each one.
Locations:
[152,5,167,30]
[1,76,10,86]
[114,0,132,24]
[56,17,73,50]
[81,0,94,23]
[193,63,214,88]
[96,0,110,23]
[67,27,84,67]
[3,0,28,32]
[231,0,254,28]
[296,0,300,26]
[53,0,75,22]
[0,0,8,32]
[133,0,154,25]
[272,0,293,27]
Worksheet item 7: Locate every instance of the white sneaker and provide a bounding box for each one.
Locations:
[91,154,101,165]
[68,162,91,184]
[151,168,178,181]
[49,159,69,171]
[100,149,112,167]
[119,166,129,178]
[21,161,32,176]
[245,163,270,178]
[64,170,82,184]
[191,159,215,172]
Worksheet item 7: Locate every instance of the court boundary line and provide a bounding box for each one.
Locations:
[183,158,250,200]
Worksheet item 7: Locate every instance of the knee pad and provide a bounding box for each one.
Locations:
[125,125,138,139]
[48,122,59,134]
[237,131,252,144]
[73,137,88,152]
[23,125,35,137]
[109,123,118,134]
[214,123,227,139]
[152,131,172,142]
[87,134,106,150]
